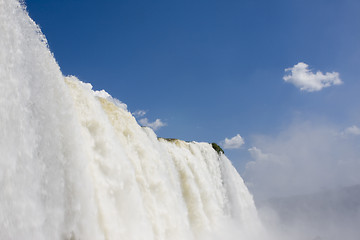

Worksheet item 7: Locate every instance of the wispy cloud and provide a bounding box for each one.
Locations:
[221,134,245,149]
[132,110,147,117]
[139,118,166,131]
[283,62,342,92]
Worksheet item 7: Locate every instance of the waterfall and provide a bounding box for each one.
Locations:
[0,0,262,239]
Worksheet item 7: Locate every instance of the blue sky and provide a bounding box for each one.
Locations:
[26,0,360,197]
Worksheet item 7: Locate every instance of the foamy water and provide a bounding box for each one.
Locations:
[0,0,262,239]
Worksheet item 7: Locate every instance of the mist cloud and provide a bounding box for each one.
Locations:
[244,122,360,202]
[283,62,342,92]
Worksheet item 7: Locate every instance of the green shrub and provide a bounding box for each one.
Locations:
[211,143,224,154]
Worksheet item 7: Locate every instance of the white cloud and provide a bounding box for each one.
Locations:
[221,134,245,149]
[133,110,166,131]
[283,62,343,92]
[343,125,360,136]
[139,118,166,131]
[132,110,147,117]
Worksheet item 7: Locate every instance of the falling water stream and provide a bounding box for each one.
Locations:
[0,0,262,239]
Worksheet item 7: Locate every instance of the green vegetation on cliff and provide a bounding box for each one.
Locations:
[211,143,224,154]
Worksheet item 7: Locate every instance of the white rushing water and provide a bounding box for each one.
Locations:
[0,0,262,239]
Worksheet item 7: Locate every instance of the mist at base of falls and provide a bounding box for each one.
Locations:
[0,1,262,239]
